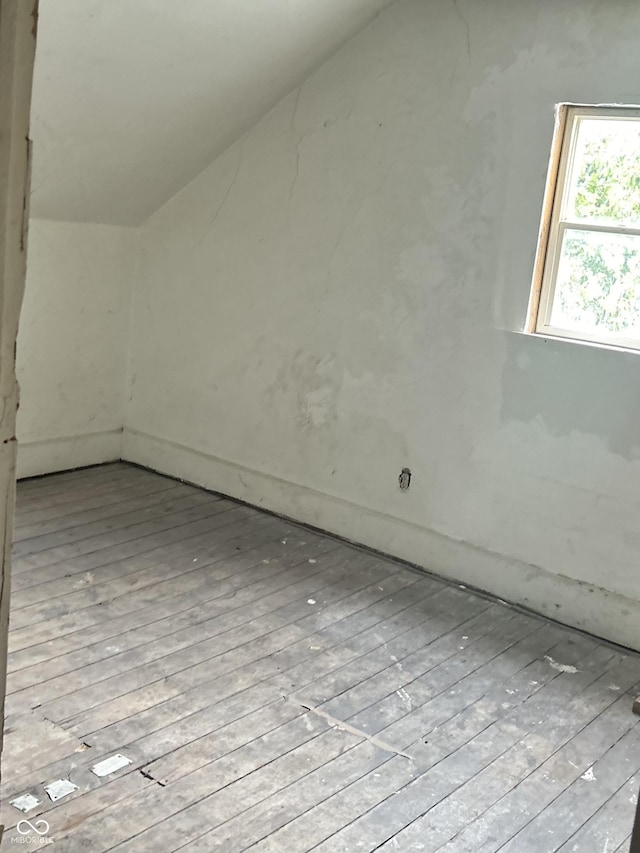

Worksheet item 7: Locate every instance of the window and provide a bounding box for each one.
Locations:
[528,104,640,351]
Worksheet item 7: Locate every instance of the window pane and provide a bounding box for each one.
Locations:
[550,229,640,339]
[566,118,640,228]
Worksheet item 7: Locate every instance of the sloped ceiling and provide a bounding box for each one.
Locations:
[29,0,394,225]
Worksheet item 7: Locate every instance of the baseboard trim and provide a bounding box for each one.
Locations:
[122,426,640,652]
[17,429,123,479]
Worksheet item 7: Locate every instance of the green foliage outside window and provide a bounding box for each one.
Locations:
[553,123,640,337]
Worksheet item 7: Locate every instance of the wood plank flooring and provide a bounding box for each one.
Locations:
[1,462,639,851]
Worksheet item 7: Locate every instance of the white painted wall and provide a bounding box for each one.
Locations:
[31,0,393,224]
[118,0,640,650]
[17,219,136,477]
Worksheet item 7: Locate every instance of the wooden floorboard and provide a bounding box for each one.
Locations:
[2,463,639,851]
[14,465,160,514]
[555,771,640,852]
[13,475,184,533]
[13,482,202,549]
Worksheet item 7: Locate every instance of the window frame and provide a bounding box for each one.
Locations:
[528,103,640,352]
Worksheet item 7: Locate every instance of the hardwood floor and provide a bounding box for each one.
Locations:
[1,462,639,851]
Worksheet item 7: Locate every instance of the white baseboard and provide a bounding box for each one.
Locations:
[122,426,640,652]
[17,429,122,479]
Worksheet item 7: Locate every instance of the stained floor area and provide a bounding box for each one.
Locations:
[1,462,640,851]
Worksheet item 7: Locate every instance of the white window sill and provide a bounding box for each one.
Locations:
[510,329,640,358]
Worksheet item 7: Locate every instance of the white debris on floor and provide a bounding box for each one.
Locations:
[10,792,41,812]
[544,655,579,674]
[91,754,132,777]
[44,779,79,801]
